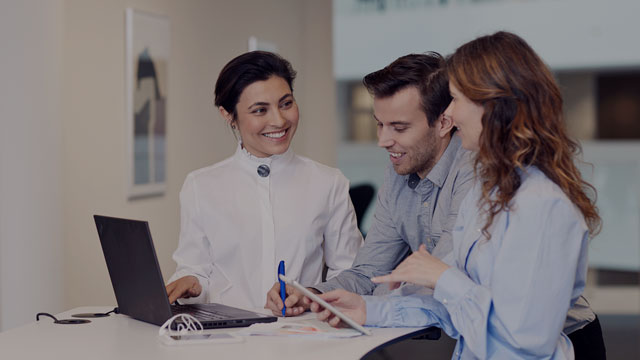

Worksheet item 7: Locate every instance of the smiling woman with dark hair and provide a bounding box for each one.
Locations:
[165,51,362,313]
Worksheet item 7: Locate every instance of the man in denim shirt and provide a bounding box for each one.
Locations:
[313,53,473,296]
[265,52,473,310]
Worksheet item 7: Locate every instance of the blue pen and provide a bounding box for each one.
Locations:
[278,260,286,317]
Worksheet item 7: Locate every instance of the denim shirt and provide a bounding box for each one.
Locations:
[314,135,475,294]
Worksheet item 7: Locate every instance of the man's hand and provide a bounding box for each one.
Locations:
[264,282,318,316]
[165,275,202,304]
[309,289,366,328]
[372,244,449,289]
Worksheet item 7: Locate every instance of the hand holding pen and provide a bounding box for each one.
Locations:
[264,262,317,316]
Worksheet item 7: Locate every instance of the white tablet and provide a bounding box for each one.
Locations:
[279,274,372,336]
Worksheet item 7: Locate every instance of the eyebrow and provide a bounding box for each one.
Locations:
[247,93,293,109]
[373,114,410,126]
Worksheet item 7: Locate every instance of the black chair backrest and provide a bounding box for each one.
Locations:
[349,184,376,233]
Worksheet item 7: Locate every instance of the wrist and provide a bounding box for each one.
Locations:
[432,263,450,288]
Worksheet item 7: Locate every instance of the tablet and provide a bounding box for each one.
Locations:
[279,274,372,336]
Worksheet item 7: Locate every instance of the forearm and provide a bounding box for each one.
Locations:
[364,294,459,338]
[313,267,376,295]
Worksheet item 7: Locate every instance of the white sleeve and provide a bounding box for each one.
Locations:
[168,174,213,303]
[322,170,363,279]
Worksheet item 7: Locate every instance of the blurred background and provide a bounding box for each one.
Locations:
[1,0,638,357]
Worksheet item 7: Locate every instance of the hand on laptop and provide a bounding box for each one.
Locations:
[166,275,202,304]
[264,282,319,316]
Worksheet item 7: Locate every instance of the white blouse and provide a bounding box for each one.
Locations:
[169,144,363,310]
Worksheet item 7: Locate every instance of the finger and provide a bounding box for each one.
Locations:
[316,308,332,322]
[168,290,178,304]
[317,290,344,303]
[264,296,277,312]
[388,281,401,290]
[265,300,282,317]
[286,306,304,316]
[168,285,186,304]
[165,282,176,294]
[285,284,298,296]
[188,283,201,297]
[329,315,341,328]
[268,289,284,310]
[309,301,321,313]
[371,273,395,283]
[284,293,299,307]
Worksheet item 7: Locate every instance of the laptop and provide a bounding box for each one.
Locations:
[94,215,277,329]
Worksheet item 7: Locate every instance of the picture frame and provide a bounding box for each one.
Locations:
[125,8,169,199]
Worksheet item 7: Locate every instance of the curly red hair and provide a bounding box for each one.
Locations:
[446,31,600,237]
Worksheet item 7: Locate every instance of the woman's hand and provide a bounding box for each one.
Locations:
[264,282,311,317]
[309,289,366,328]
[165,275,202,304]
[372,244,449,289]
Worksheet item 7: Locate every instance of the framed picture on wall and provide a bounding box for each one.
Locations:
[125,8,169,199]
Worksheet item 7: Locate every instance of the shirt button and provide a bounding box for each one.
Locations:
[257,164,270,177]
[442,298,448,304]
[422,201,429,207]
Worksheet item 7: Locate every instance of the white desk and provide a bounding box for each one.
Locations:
[0,307,438,359]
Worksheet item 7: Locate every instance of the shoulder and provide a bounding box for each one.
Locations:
[516,167,567,202]
[184,156,236,185]
[513,167,585,226]
[292,154,347,182]
[451,144,475,181]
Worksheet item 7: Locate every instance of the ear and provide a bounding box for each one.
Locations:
[218,106,235,128]
[436,113,454,138]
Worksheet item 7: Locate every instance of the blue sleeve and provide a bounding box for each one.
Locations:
[433,195,588,358]
[314,167,410,294]
[363,294,460,339]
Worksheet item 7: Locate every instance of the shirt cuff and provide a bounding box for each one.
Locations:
[363,295,402,327]
[364,295,384,326]
[433,267,475,308]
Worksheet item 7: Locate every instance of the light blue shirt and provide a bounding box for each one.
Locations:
[365,167,589,359]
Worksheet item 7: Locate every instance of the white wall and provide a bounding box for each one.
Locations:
[0,0,66,330]
[334,0,640,79]
[61,0,336,311]
[0,0,336,330]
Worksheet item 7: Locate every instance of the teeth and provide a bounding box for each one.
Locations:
[263,130,286,138]
[390,152,402,158]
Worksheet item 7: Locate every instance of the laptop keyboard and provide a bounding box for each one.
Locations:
[171,304,228,320]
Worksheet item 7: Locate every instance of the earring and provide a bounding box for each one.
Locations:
[230,124,236,130]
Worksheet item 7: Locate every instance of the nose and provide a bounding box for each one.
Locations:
[271,109,287,128]
[377,126,394,148]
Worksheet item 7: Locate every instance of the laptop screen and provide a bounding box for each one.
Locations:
[94,215,173,325]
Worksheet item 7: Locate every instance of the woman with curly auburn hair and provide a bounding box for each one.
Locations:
[310,32,605,360]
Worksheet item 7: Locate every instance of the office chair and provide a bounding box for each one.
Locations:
[348,183,376,235]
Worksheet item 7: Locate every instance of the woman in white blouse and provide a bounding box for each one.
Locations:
[165,51,362,312]
[311,32,605,359]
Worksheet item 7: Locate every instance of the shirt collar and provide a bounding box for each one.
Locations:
[233,141,294,168]
[407,134,462,189]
